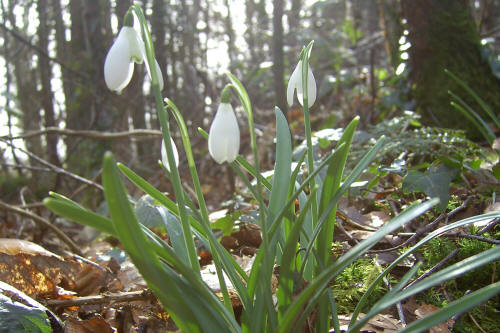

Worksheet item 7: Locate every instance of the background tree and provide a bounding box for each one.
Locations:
[1,0,500,203]
[401,0,500,136]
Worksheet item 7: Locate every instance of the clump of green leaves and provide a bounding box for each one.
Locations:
[352,111,489,169]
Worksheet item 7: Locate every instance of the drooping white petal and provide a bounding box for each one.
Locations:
[287,61,302,106]
[134,30,164,91]
[208,103,240,164]
[144,58,164,91]
[296,65,316,108]
[286,59,317,108]
[104,27,136,93]
[161,137,179,172]
[125,27,145,64]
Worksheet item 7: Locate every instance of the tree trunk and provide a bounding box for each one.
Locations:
[0,0,24,176]
[65,0,115,177]
[402,0,500,138]
[37,0,61,174]
[7,0,43,183]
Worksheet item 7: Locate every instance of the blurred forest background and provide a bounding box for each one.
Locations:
[1,0,500,206]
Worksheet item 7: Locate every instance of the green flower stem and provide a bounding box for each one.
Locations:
[225,73,270,305]
[300,41,330,333]
[132,4,199,274]
[225,73,266,227]
[300,42,319,258]
[166,98,233,312]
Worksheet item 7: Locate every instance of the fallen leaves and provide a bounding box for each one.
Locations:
[0,238,84,299]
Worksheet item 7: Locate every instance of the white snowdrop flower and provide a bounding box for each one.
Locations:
[287,60,317,108]
[104,26,164,93]
[208,103,240,164]
[104,26,144,93]
[161,137,180,172]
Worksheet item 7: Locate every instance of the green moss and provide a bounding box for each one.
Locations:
[418,227,500,331]
[331,259,387,314]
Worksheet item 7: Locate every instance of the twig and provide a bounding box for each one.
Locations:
[0,200,83,256]
[405,249,460,289]
[468,313,488,333]
[44,289,155,307]
[443,233,500,245]
[369,197,471,254]
[477,217,500,235]
[16,186,30,237]
[1,162,53,173]
[2,127,162,141]
[336,217,359,244]
[0,138,103,191]
[336,209,376,231]
[373,256,406,326]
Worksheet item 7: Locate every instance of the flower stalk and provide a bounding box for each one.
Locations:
[131,4,200,274]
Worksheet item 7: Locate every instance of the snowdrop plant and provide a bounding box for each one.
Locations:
[45,4,500,333]
[208,86,240,164]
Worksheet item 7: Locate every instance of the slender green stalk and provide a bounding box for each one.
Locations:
[132,4,199,273]
[166,98,232,312]
[300,42,318,248]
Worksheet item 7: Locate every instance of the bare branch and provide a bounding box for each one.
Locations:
[0,200,83,256]
[0,139,103,191]
[44,289,156,307]
[2,127,162,141]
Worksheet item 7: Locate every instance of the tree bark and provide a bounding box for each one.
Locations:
[65,0,115,176]
[402,0,500,138]
[7,0,43,181]
[37,0,61,172]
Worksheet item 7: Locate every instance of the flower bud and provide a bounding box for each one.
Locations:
[208,103,240,164]
[161,137,180,172]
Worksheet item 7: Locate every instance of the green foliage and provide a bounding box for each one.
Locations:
[355,112,488,168]
[43,6,500,332]
[211,211,242,236]
[447,69,500,145]
[331,259,386,314]
[0,289,53,333]
[402,164,459,211]
[417,228,500,332]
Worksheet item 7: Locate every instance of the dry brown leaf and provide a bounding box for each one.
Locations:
[0,238,109,299]
[64,315,113,333]
[364,211,391,228]
[0,238,62,257]
[414,303,453,333]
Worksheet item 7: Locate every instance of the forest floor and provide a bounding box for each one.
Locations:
[1,112,500,332]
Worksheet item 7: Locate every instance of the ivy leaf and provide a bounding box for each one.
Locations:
[211,212,242,236]
[135,194,177,231]
[403,164,459,211]
[0,282,56,333]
